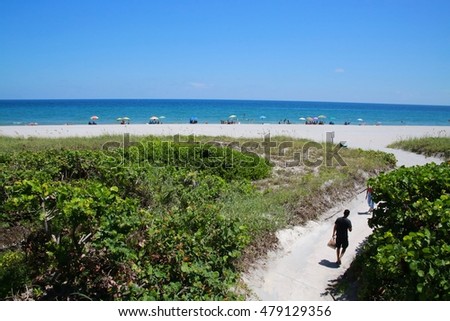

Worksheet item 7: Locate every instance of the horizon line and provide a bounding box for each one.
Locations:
[0,97,449,108]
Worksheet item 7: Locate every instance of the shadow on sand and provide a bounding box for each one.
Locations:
[322,238,370,300]
[318,259,340,269]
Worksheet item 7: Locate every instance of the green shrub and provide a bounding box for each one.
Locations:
[356,162,450,300]
[0,145,259,300]
[0,250,29,298]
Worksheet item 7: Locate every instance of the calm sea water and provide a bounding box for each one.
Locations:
[0,99,449,126]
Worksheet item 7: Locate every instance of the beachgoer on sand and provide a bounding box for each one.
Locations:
[366,185,375,212]
[332,209,352,265]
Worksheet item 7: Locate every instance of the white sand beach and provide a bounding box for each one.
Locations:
[1,123,448,301]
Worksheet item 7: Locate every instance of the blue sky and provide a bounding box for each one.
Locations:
[0,0,449,105]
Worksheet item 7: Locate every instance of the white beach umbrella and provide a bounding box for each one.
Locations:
[229,114,237,118]
[299,117,306,120]
[150,116,159,120]
[357,118,364,122]
[90,115,99,120]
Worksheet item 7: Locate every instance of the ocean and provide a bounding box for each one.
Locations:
[0,99,449,126]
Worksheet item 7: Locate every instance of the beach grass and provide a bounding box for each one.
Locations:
[0,135,123,153]
[388,136,450,159]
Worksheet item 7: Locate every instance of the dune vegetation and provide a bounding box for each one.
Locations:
[388,136,450,160]
[0,135,395,300]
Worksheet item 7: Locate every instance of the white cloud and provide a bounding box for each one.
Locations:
[334,68,345,73]
[188,82,211,89]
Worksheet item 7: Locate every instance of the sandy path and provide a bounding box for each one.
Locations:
[242,148,443,301]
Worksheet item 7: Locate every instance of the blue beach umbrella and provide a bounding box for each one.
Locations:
[260,115,267,119]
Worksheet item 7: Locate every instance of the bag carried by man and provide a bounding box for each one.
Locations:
[327,237,336,249]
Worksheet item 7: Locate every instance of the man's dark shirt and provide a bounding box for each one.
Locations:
[335,217,352,241]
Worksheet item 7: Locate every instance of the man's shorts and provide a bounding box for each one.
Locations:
[336,238,349,250]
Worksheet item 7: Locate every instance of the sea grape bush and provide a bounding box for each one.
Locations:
[357,162,450,300]
[112,137,272,181]
[0,140,269,300]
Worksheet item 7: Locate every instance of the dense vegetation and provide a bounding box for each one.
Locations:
[0,140,270,300]
[0,135,396,300]
[388,136,450,160]
[346,162,450,300]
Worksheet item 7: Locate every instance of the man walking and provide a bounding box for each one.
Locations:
[332,209,352,265]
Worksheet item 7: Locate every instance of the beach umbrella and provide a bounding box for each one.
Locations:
[90,115,99,120]
[306,117,313,121]
[229,114,237,118]
[159,116,166,119]
[318,115,326,119]
[357,118,364,122]
[150,116,159,120]
[299,117,306,121]
[116,117,123,121]
[123,117,130,121]
[260,115,267,119]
